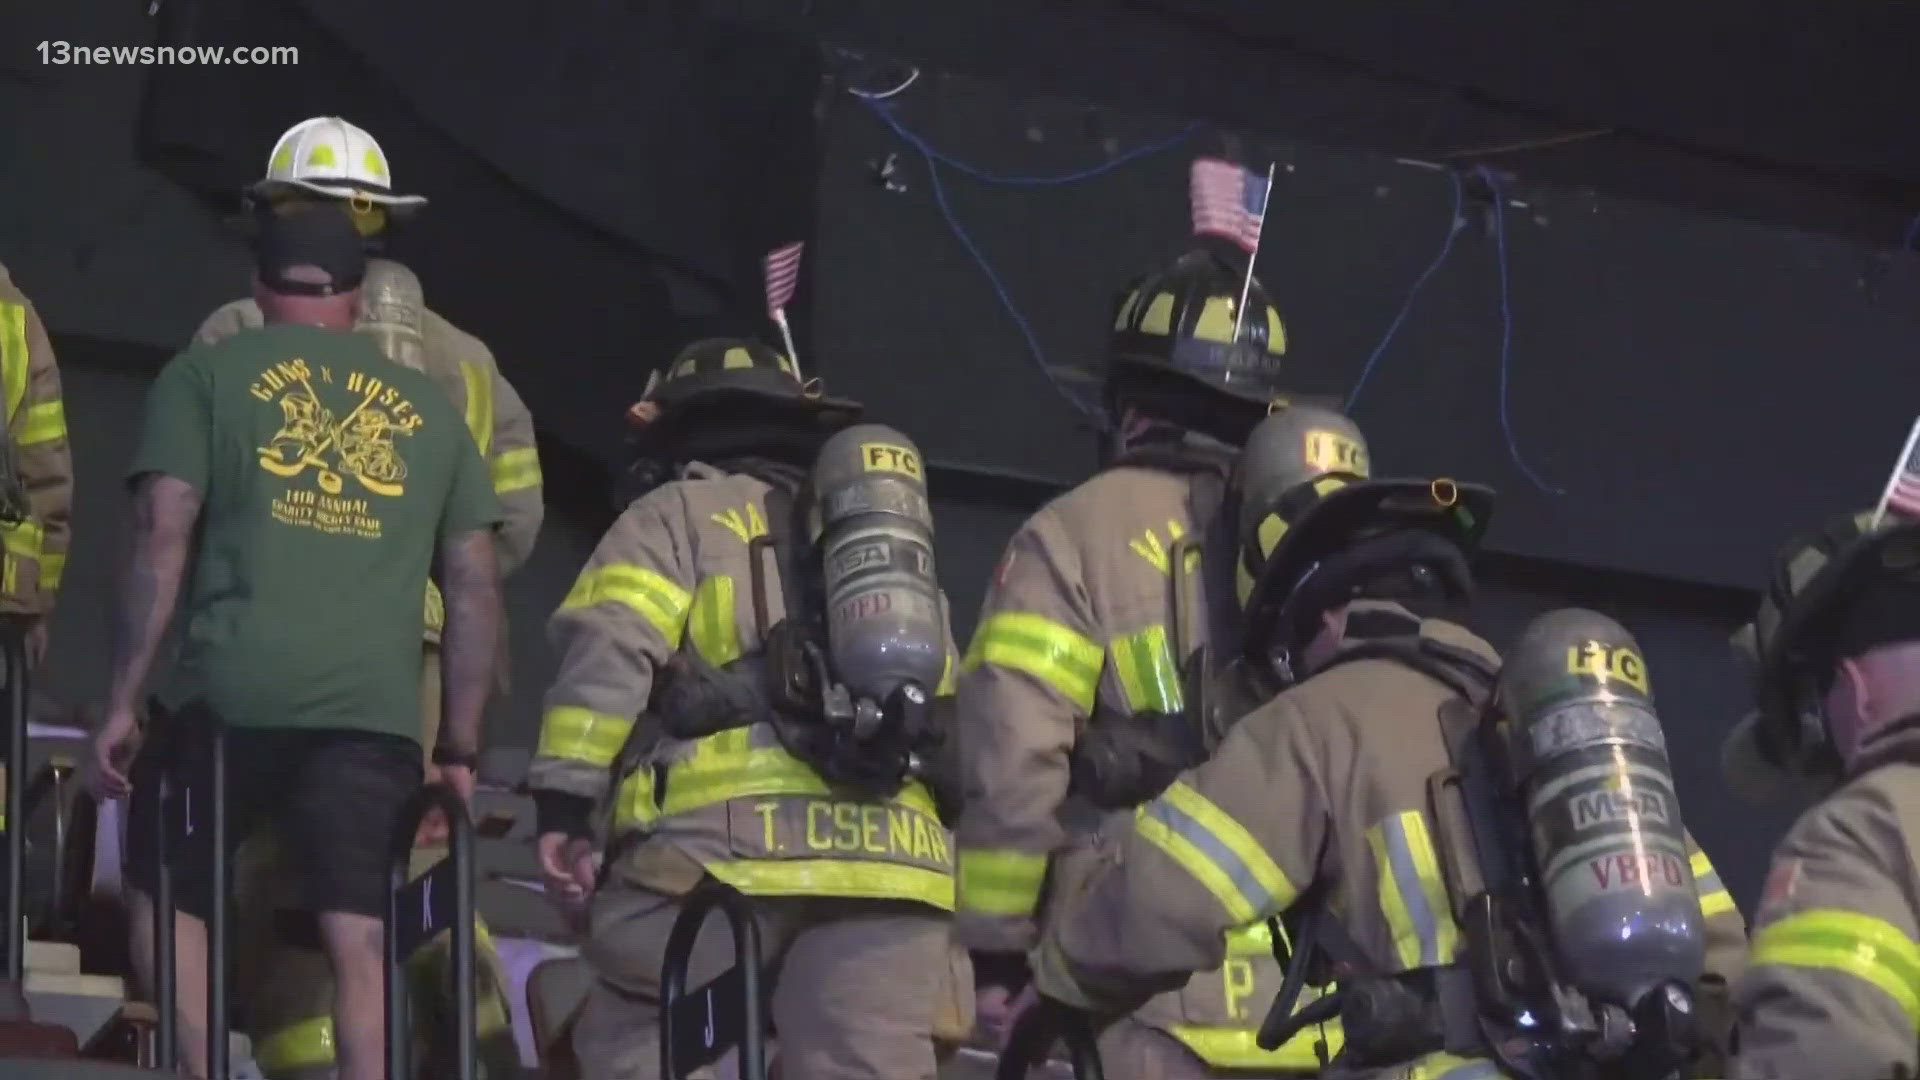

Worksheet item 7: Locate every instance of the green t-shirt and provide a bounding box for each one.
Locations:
[130,323,501,739]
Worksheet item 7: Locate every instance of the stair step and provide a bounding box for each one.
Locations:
[25,940,79,975]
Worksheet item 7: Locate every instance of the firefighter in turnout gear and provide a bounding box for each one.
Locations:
[532,338,969,1080]
[0,260,71,836]
[1022,412,1750,1080]
[189,118,540,1078]
[957,248,1328,1076]
[0,263,69,663]
[1722,510,1920,1080]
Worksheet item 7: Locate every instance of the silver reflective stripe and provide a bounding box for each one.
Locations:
[1382,812,1444,967]
[1140,795,1281,917]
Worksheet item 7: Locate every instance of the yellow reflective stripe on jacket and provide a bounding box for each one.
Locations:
[1369,810,1461,970]
[1751,908,1920,1026]
[689,574,741,667]
[537,706,635,768]
[1110,623,1183,714]
[561,562,691,648]
[1691,849,1735,918]
[1226,920,1274,956]
[705,858,953,910]
[1135,780,1294,925]
[612,726,942,832]
[963,611,1103,712]
[256,1014,336,1073]
[0,303,26,422]
[459,361,495,457]
[491,445,541,494]
[957,848,1050,917]
[13,400,63,446]
[1167,1021,1339,1072]
[936,651,955,696]
[38,550,63,592]
[0,519,41,597]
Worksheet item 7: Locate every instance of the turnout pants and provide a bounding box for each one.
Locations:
[572,875,958,1080]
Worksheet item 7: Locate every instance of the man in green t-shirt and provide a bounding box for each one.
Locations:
[86,207,503,1080]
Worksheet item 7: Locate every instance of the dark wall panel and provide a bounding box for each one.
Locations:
[814,73,1920,591]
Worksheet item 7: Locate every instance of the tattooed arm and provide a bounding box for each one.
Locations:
[435,528,501,759]
[104,474,202,720]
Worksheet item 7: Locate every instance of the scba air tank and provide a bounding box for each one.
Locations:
[811,424,945,703]
[1501,609,1705,1010]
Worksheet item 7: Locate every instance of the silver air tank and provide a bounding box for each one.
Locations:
[356,258,428,372]
[1500,608,1705,1010]
[811,424,945,702]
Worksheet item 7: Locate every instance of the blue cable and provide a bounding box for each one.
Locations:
[1480,164,1564,496]
[863,98,1198,418]
[1345,169,1464,413]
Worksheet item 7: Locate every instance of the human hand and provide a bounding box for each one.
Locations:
[84,708,142,801]
[416,762,476,846]
[537,831,598,929]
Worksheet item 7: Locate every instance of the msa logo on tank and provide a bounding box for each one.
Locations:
[828,441,934,624]
[252,358,421,539]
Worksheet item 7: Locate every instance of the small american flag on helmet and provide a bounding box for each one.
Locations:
[764,242,804,319]
[1190,158,1269,254]
[1885,417,1920,521]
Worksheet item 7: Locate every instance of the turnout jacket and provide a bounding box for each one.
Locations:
[0,263,71,617]
[195,290,543,639]
[530,462,961,911]
[1034,605,1750,1080]
[1734,727,1920,1080]
[957,463,1320,1071]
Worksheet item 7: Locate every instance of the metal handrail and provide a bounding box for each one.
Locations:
[385,781,475,1080]
[659,880,766,1080]
[4,625,26,984]
[996,1001,1105,1080]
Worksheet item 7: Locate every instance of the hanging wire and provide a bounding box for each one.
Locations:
[860,96,1199,419]
[846,66,920,101]
[1345,168,1464,412]
[1479,164,1565,496]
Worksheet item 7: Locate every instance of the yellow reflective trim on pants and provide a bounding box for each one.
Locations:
[0,519,41,599]
[1369,810,1460,970]
[459,361,495,457]
[1408,1051,1504,1079]
[536,706,635,768]
[705,857,954,909]
[14,400,63,446]
[962,611,1103,712]
[1109,623,1183,715]
[611,727,941,833]
[38,550,62,592]
[689,574,741,667]
[957,848,1050,917]
[1135,781,1293,925]
[490,445,541,494]
[561,562,691,647]
[1752,907,1920,1027]
[257,1013,335,1073]
[0,304,26,423]
[1167,1020,1341,1072]
[1690,849,1735,918]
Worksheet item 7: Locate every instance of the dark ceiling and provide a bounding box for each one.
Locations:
[811,1,1920,250]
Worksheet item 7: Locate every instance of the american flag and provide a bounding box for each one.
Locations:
[1190,158,1270,254]
[764,242,804,319]
[1884,417,1920,521]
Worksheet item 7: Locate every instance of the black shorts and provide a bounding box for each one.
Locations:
[123,705,423,920]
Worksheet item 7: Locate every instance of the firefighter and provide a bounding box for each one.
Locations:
[531,338,967,1080]
[193,115,543,753]
[188,118,540,1078]
[0,261,69,841]
[0,262,70,674]
[956,246,1323,1076]
[1016,410,1749,1079]
[1720,510,1920,1079]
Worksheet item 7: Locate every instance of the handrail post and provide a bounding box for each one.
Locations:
[153,773,176,1071]
[206,721,228,1080]
[386,781,475,1080]
[659,880,766,1080]
[4,622,25,984]
[996,999,1105,1080]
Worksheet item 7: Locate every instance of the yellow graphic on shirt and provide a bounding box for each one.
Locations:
[251,359,423,540]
